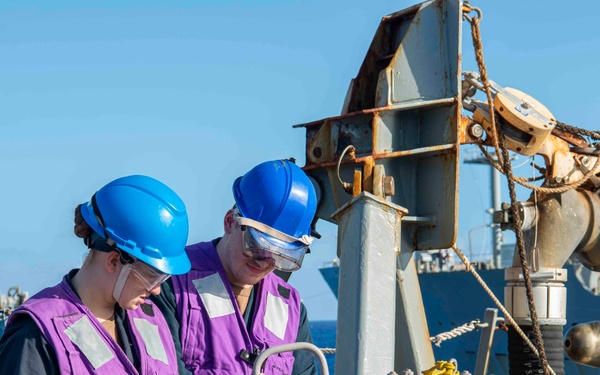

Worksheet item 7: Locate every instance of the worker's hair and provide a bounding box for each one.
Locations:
[74,204,92,240]
[74,204,101,265]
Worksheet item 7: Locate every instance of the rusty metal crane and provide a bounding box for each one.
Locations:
[292,0,600,374]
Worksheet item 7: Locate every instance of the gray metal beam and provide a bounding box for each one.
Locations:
[474,308,499,375]
[332,192,407,375]
[394,251,435,372]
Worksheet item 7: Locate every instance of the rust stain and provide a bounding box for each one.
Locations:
[293,105,395,129]
[373,144,456,159]
[459,115,481,144]
[305,120,333,166]
[551,128,589,148]
[303,144,458,171]
[352,168,362,197]
[362,157,375,194]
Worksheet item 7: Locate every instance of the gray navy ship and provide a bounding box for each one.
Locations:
[319,252,600,374]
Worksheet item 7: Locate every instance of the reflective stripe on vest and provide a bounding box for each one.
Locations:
[61,315,172,370]
[193,272,236,318]
[64,316,114,369]
[264,292,289,340]
[133,318,169,365]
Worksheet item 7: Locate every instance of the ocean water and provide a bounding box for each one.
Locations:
[309,320,336,374]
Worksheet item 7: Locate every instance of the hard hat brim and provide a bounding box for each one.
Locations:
[139,250,191,276]
[80,200,107,239]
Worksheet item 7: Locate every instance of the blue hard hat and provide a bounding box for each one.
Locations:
[232,160,317,244]
[80,175,191,275]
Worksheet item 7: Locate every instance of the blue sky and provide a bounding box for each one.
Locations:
[1,0,599,321]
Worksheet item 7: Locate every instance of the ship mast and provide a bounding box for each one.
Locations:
[464,150,514,269]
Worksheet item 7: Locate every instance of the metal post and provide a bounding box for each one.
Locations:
[394,251,436,373]
[504,268,567,374]
[474,308,499,375]
[332,191,407,375]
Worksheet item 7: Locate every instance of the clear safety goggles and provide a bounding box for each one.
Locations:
[241,226,308,271]
[128,260,171,291]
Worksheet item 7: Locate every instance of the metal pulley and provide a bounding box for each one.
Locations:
[463,71,557,156]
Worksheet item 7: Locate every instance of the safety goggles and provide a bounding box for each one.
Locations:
[241,226,308,271]
[128,260,171,291]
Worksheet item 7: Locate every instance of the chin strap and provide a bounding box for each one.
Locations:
[112,263,133,303]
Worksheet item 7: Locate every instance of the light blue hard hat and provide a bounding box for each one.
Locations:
[80,175,191,275]
[232,160,317,248]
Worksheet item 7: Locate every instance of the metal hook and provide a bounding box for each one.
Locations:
[462,5,482,23]
[337,145,356,193]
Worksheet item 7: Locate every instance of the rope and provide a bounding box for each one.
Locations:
[452,245,556,375]
[556,121,600,140]
[478,143,600,194]
[466,11,503,168]
[422,360,459,375]
[464,6,569,373]
[430,320,481,347]
[319,348,336,354]
[498,133,553,375]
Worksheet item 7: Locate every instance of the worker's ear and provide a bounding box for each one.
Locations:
[105,251,121,274]
[223,208,236,235]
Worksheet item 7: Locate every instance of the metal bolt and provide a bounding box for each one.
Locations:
[521,98,534,109]
[469,123,484,139]
[582,156,590,166]
[383,176,395,197]
[555,176,563,184]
